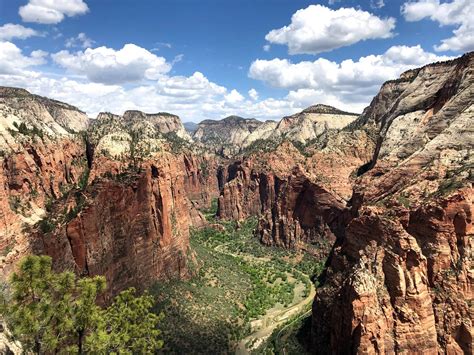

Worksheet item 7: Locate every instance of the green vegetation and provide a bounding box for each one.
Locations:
[9,121,45,140]
[434,178,465,197]
[151,217,324,354]
[202,197,218,221]
[0,255,163,354]
[8,196,22,213]
[255,308,313,355]
[397,194,411,208]
[199,160,209,178]
[78,167,90,190]
[162,132,190,153]
[36,190,88,235]
[1,242,14,257]
[242,138,281,154]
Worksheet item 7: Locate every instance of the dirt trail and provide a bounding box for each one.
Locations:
[212,243,315,354]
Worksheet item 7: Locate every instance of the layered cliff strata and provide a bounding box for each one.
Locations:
[0,87,90,276]
[216,123,375,255]
[0,89,218,299]
[193,104,360,157]
[34,155,195,297]
[312,52,473,354]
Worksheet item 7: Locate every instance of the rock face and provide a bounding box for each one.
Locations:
[273,104,359,144]
[0,88,218,299]
[193,105,359,157]
[0,87,90,277]
[216,142,354,257]
[34,156,195,298]
[216,125,374,254]
[312,52,473,354]
[193,115,277,156]
[122,110,191,140]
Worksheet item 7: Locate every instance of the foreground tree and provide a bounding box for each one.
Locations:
[88,288,164,354]
[0,255,163,354]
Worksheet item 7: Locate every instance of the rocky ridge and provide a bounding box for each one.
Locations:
[192,105,359,157]
[0,88,219,298]
[312,51,473,354]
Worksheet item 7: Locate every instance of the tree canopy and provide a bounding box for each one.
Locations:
[0,255,163,354]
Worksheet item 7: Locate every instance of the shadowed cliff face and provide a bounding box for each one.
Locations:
[217,158,352,260]
[312,52,473,354]
[34,159,194,298]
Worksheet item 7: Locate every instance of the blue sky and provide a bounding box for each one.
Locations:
[0,0,472,121]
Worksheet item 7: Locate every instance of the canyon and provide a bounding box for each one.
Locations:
[0,52,472,354]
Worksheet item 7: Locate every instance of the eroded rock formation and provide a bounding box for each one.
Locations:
[0,89,219,298]
[312,52,473,354]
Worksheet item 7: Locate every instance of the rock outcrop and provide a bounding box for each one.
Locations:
[0,88,218,299]
[0,87,90,277]
[193,115,277,156]
[273,104,359,144]
[193,104,359,157]
[312,52,473,354]
[34,155,195,298]
[216,141,358,257]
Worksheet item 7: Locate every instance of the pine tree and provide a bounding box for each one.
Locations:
[1,255,164,354]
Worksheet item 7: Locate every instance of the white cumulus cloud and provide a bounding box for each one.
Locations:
[225,89,245,104]
[0,41,47,76]
[0,23,41,40]
[265,4,396,55]
[401,0,474,52]
[19,0,89,24]
[249,45,452,111]
[248,88,259,100]
[52,43,171,84]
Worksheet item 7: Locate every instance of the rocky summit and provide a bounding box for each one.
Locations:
[0,52,472,354]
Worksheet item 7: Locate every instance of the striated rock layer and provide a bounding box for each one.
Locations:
[216,142,359,257]
[312,52,473,354]
[34,156,195,298]
[0,88,220,299]
[0,87,90,277]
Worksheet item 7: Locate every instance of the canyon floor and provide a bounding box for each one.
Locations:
[150,202,321,354]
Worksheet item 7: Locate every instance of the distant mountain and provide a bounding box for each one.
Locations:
[192,115,276,156]
[272,104,360,143]
[183,121,199,134]
[191,105,360,156]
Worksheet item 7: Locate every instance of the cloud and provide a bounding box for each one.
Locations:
[0,41,47,75]
[263,44,271,52]
[371,0,385,8]
[171,54,184,65]
[249,45,451,110]
[0,58,300,121]
[401,0,474,52]
[0,23,41,41]
[225,89,245,104]
[19,0,89,24]
[265,4,396,55]
[52,43,171,84]
[248,88,259,100]
[65,32,94,48]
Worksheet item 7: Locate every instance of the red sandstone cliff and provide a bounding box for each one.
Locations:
[0,89,220,298]
[34,156,194,297]
[311,52,473,354]
[0,87,89,277]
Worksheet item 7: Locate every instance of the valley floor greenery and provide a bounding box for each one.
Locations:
[151,211,324,354]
